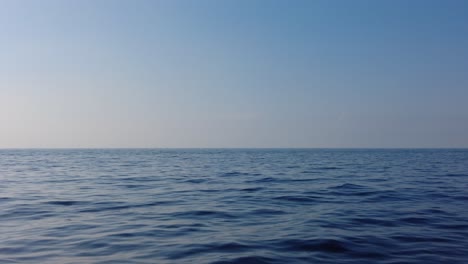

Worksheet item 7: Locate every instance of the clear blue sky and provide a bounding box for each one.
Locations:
[1,0,467,148]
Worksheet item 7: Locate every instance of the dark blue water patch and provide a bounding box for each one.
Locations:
[398,217,433,225]
[75,240,109,250]
[182,178,207,184]
[47,224,101,235]
[422,208,449,215]
[105,227,203,240]
[2,208,56,221]
[79,205,137,213]
[199,188,233,193]
[452,195,468,201]
[350,217,397,227]
[434,223,468,230]
[114,183,152,189]
[45,200,87,206]
[326,190,383,197]
[390,235,454,244]
[321,184,400,201]
[221,171,250,177]
[247,177,277,183]
[211,256,280,264]
[315,166,343,170]
[157,222,206,229]
[329,183,368,189]
[278,178,320,183]
[108,232,137,238]
[273,195,322,203]
[0,246,28,255]
[95,260,144,264]
[445,173,467,177]
[300,170,320,174]
[360,191,406,203]
[275,238,349,253]
[171,210,237,219]
[240,187,264,192]
[43,178,84,184]
[78,200,176,213]
[248,209,286,215]
[118,176,161,182]
[168,242,252,259]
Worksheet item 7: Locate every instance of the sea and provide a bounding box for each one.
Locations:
[1,149,467,264]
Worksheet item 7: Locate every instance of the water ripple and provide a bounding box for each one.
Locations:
[1,149,467,263]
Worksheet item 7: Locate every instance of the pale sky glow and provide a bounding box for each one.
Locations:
[1,0,468,148]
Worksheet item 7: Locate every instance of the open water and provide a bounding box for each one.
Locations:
[1,149,468,263]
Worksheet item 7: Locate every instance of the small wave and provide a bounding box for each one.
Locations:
[330,183,367,189]
[109,232,135,238]
[423,208,448,214]
[211,256,277,264]
[79,201,175,213]
[183,178,206,184]
[240,187,264,192]
[350,250,387,259]
[326,184,394,198]
[300,170,319,174]
[445,173,467,177]
[248,177,276,183]
[363,192,405,202]
[119,176,158,182]
[45,200,86,206]
[273,195,318,203]
[199,189,224,193]
[398,217,432,224]
[279,238,349,253]
[169,242,251,259]
[172,210,236,219]
[157,223,205,229]
[326,190,382,197]
[453,195,468,201]
[115,184,149,189]
[250,209,286,215]
[351,217,396,227]
[391,235,453,243]
[287,178,318,182]
[80,205,131,213]
[434,223,468,230]
[316,166,342,170]
[222,171,249,177]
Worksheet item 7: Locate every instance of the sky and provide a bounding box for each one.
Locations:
[1,0,468,148]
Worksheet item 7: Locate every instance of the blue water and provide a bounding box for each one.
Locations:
[1,149,468,263]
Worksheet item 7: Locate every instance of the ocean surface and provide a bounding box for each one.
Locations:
[1,149,468,264]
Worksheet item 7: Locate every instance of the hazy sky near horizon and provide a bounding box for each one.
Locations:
[1,0,468,148]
